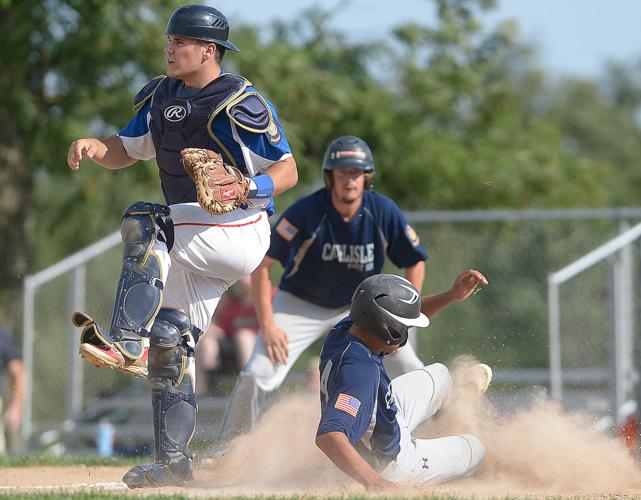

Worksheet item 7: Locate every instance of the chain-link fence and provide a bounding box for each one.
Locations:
[21,209,641,450]
[549,222,641,423]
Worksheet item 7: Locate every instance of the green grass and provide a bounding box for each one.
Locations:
[0,454,134,467]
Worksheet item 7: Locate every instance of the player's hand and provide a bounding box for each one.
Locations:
[3,404,22,433]
[263,325,289,365]
[365,477,400,490]
[67,138,101,171]
[448,269,488,302]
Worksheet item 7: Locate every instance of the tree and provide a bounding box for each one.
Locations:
[0,0,180,322]
[376,0,613,209]
[4,0,634,327]
[550,60,641,206]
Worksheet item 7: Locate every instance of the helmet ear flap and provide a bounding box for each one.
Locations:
[323,171,333,188]
[364,172,374,190]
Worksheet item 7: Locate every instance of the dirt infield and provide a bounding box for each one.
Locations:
[3,360,641,497]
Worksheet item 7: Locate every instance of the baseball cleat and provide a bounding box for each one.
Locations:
[74,311,148,378]
[472,363,493,394]
[79,341,148,378]
[122,461,193,489]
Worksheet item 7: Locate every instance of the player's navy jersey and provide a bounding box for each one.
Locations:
[317,317,401,466]
[117,72,291,211]
[268,188,428,308]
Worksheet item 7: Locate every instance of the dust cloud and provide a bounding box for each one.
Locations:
[202,356,641,497]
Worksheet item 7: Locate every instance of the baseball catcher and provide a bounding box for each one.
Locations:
[67,3,298,489]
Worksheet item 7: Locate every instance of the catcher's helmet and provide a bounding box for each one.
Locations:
[166,4,240,52]
[350,274,429,346]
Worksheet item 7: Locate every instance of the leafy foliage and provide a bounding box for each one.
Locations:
[3,0,641,325]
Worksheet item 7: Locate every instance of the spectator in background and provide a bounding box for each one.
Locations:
[0,328,24,454]
[214,276,260,370]
[196,277,262,395]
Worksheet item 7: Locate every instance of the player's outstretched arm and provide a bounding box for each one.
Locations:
[404,261,425,291]
[420,268,488,317]
[316,432,399,490]
[67,135,137,171]
[251,256,289,365]
[262,156,298,197]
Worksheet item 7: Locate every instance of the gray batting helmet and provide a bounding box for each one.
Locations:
[166,4,240,52]
[350,274,429,346]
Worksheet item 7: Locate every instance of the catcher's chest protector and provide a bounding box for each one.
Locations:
[147,75,249,204]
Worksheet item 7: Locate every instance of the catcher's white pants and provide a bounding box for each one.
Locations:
[152,203,271,332]
[380,363,485,484]
[218,290,425,442]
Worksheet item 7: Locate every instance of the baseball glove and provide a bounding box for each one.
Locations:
[180,148,251,215]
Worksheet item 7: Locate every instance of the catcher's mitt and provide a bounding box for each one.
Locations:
[180,148,251,215]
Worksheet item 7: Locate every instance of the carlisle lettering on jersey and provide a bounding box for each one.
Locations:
[321,243,375,270]
[267,189,428,309]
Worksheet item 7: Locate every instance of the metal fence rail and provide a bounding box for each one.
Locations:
[22,232,121,440]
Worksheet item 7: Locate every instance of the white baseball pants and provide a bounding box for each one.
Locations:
[153,203,271,332]
[380,363,485,484]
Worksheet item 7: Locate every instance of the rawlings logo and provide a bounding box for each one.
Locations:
[164,105,187,122]
[220,186,237,201]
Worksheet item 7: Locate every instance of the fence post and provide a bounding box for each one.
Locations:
[21,277,35,443]
[610,221,634,424]
[548,276,562,401]
[67,265,86,420]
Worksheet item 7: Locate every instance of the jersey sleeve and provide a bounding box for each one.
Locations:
[117,100,156,160]
[382,198,428,268]
[316,357,379,444]
[265,199,307,265]
[232,96,292,177]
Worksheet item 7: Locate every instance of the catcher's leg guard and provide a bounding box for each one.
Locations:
[123,308,201,489]
[108,201,172,360]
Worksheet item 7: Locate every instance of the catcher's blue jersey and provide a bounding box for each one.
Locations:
[267,188,428,308]
[117,73,291,210]
[317,317,401,464]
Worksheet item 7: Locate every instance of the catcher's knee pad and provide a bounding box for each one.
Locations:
[148,308,201,466]
[108,201,172,360]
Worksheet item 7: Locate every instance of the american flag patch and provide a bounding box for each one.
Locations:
[335,393,361,417]
[275,217,299,241]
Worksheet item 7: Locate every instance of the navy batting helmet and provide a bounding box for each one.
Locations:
[350,274,429,346]
[166,4,239,52]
